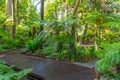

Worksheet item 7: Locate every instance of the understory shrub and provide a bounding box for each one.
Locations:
[97,42,120,79]
[26,37,40,52]
[0,29,20,51]
[76,46,96,61]
[0,37,20,51]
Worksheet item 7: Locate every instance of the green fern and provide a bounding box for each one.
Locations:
[26,37,40,52]
[0,61,32,80]
[97,42,120,72]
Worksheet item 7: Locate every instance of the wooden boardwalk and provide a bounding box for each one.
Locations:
[0,49,94,80]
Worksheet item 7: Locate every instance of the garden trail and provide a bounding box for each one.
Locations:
[0,48,94,80]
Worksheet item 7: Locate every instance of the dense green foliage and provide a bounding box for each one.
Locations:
[97,42,120,70]
[0,61,32,80]
[97,42,120,79]
[0,0,120,79]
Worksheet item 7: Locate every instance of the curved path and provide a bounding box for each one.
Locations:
[0,48,94,80]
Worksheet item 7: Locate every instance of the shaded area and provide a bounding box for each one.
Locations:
[0,49,94,80]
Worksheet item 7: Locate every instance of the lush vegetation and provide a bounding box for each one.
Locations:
[97,42,120,79]
[0,61,32,80]
[0,0,120,79]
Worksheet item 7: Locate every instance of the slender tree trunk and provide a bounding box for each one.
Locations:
[40,0,44,31]
[94,24,97,51]
[39,0,44,48]
[6,0,12,33]
[12,0,16,38]
[61,0,66,19]
[16,0,19,25]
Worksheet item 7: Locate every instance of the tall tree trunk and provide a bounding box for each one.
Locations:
[6,0,16,38]
[40,0,44,31]
[39,0,44,48]
[6,0,12,17]
[16,0,19,25]
[61,0,66,19]
[12,0,16,38]
[94,24,97,51]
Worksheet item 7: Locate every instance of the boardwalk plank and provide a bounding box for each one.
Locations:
[0,49,94,80]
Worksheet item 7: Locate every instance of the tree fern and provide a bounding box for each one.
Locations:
[97,42,120,72]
